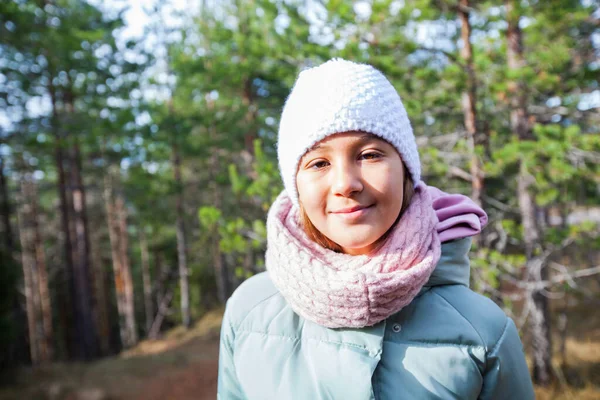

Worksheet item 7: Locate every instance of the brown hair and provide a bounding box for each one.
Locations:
[299,162,415,253]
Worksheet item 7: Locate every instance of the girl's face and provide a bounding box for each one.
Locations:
[296,132,405,255]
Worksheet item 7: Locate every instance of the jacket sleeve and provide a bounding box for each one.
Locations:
[479,318,535,400]
[217,301,245,400]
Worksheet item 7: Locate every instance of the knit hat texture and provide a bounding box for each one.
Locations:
[277,58,421,208]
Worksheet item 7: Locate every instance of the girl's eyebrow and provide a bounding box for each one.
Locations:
[308,134,378,152]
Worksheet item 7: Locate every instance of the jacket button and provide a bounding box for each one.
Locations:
[392,323,402,333]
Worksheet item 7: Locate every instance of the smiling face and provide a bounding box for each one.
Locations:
[296,132,408,255]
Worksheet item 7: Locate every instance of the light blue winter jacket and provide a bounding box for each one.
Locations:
[218,238,535,399]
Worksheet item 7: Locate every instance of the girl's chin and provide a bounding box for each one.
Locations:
[329,228,381,246]
[335,237,381,255]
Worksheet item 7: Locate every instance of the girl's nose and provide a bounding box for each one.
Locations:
[331,162,363,197]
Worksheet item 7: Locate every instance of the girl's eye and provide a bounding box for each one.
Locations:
[360,152,381,160]
[310,160,329,169]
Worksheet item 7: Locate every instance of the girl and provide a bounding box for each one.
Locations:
[218,59,534,399]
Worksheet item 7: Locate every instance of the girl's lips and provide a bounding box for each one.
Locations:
[333,205,369,213]
[331,205,374,221]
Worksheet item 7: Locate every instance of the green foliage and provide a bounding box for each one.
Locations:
[228,164,248,196]
[245,140,282,210]
[219,218,248,254]
[201,139,279,267]
[198,206,222,230]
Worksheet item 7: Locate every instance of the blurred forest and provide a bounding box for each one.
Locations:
[1,0,599,397]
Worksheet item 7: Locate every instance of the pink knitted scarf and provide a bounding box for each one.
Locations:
[266,183,441,328]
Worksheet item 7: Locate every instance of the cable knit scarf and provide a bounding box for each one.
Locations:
[266,182,441,329]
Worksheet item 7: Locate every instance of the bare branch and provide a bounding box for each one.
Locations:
[540,288,565,300]
[415,132,463,148]
[568,148,600,164]
[550,264,600,282]
[548,262,578,289]
[483,195,519,214]
[433,151,468,163]
[447,166,472,181]
[508,264,600,291]
[529,104,574,116]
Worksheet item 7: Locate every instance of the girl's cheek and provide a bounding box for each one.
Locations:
[297,174,326,201]
[305,172,327,188]
[363,166,388,185]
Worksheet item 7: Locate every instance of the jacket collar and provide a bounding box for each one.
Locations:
[424,237,471,288]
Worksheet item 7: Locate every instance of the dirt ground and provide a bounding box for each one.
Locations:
[0,339,220,400]
[0,310,224,400]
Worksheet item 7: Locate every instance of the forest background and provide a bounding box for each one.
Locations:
[1,0,599,398]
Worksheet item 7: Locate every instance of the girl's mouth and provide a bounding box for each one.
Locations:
[331,205,374,221]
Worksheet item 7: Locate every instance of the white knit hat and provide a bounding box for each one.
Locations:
[277,58,421,208]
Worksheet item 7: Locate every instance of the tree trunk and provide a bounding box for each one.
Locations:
[17,183,40,366]
[172,142,191,328]
[0,154,14,256]
[206,108,229,303]
[154,250,164,307]
[506,0,552,385]
[458,0,484,209]
[69,138,99,360]
[90,209,111,356]
[103,173,124,343]
[148,290,173,340]
[506,6,533,141]
[242,78,258,157]
[115,193,137,346]
[140,229,154,335]
[26,179,53,362]
[104,173,136,348]
[214,241,228,304]
[210,180,231,304]
[18,176,55,364]
[519,173,552,385]
[0,154,29,366]
[212,180,227,304]
[50,82,77,360]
